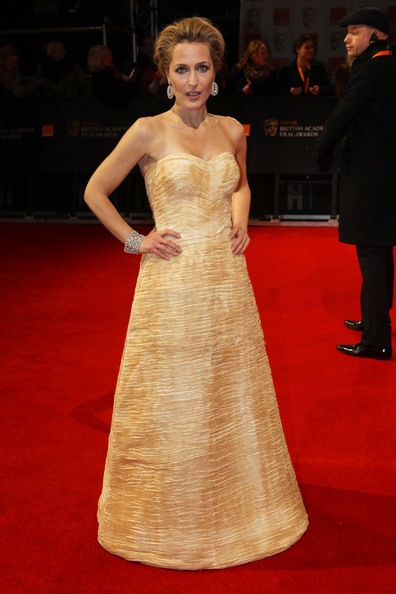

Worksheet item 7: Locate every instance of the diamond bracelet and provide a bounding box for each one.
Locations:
[124,230,145,255]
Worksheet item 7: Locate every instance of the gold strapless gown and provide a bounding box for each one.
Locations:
[97,152,308,569]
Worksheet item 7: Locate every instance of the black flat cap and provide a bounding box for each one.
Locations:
[339,7,390,34]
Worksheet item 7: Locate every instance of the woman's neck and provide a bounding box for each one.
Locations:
[297,56,309,69]
[170,105,209,129]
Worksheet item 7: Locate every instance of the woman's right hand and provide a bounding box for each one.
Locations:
[140,229,182,260]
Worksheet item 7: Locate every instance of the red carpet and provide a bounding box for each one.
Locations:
[1,223,395,593]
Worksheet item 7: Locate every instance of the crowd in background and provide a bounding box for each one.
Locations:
[0,34,164,105]
[0,30,373,105]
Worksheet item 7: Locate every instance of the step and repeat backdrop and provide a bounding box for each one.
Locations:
[0,96,337,174]
[239,0,396,75]
[0,96,338,218]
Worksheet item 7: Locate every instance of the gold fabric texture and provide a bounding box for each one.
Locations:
[97,152,308,569]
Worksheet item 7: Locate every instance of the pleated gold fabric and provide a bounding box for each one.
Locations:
[97,152,308,569]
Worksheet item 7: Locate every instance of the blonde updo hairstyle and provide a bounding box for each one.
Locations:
[154,16,225,75]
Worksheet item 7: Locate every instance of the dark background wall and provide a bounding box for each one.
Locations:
[158,1,240,64]
[0,1,241,75]
[0,1,240,27]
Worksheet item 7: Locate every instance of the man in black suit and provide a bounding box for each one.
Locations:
[314,7,396,360]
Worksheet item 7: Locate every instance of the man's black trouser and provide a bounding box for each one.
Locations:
[356,244,394,347]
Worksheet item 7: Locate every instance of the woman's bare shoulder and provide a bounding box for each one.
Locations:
[124,113,166,141]
[128,112,172,170]
[214,113,244,131]
[117,113,170,162]
[213,114,246,144]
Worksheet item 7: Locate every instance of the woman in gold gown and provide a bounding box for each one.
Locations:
[84,16,308,570]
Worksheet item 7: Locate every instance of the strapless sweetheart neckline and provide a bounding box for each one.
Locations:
[149,151,235,168]
[159,151,234,162]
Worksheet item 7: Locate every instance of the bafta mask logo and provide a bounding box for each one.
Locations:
[274,32,287,53]
[66,120,80,137]
[329,31,344,51]
[264,118,279,137]
[247,8,261,30]
[302,6,316,28]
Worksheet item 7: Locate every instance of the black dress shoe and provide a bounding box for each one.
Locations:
[336,342,392,360]
[344,320,364,331]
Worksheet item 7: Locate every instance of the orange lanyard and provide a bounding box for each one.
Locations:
[297,62,311,93]
[372,50,392,58]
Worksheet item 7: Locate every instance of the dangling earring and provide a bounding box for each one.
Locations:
[211,80,219,96]
[167,81,174,100]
